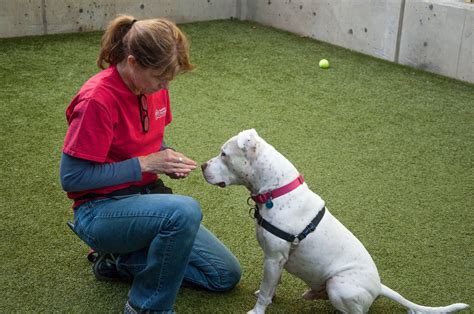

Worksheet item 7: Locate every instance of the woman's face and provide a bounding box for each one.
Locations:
[127,56,170,95]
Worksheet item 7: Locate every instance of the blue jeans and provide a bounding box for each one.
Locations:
[73,194,241,313]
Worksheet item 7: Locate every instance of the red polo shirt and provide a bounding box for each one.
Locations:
[63,65,172,207]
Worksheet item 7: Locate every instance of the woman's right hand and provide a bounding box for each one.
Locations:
[138,149,197,177]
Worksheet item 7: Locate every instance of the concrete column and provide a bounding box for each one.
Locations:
[236,0,249,21]
[398,0,473,83]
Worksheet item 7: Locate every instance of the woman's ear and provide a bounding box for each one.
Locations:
[127,55,138,67]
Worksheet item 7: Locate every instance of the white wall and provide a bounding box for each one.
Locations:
[248,0,402,61]
[0,0,472,83]
[0,0,238,37]
[248,0,473,84]
[398,0,473,83]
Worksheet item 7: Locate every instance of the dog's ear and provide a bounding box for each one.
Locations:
[237,129,259,153]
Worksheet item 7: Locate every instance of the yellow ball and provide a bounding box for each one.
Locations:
[319,59,330,69]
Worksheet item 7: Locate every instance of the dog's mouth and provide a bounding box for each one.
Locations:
[217,182,227,188]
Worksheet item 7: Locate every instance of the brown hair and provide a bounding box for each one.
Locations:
[97,15,194,80]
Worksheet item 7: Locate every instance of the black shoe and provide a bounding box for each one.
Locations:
[92,253,122,281]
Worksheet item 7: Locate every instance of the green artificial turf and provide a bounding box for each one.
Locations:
[0,19,472,313]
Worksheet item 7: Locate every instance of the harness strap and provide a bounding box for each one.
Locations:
[254,207,326,245]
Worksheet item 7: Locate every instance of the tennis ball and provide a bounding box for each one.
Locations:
[319,59,330,69]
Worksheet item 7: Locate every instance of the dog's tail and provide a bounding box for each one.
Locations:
[380,284,469,313]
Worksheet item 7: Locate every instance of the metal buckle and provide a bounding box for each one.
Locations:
[249,206,256,219]
[292,237,300,246]
[248,197,257,219]
[298,175,304,184]
[247,197,254,207]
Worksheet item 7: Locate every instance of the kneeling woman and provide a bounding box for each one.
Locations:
[60,15,241,313]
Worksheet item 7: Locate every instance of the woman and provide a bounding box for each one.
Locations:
[60,15,241,313]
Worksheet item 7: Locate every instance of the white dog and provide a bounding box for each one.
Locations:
[202,129,469,314]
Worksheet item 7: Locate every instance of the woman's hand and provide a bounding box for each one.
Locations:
[138,149,197,178]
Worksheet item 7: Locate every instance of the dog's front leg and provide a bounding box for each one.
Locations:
[248,254,286,314]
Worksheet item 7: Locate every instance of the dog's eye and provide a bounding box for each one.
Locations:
[221,152,226,157]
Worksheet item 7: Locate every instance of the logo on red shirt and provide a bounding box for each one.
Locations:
[155,107,167,120]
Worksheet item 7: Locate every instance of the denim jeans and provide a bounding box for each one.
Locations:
[73,194,241,313]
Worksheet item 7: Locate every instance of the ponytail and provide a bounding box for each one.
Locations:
[96,15,194,79]
[96,15,136,70]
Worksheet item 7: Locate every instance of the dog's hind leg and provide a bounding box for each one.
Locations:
[326,277,374,314]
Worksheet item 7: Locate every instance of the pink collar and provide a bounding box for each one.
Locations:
[251,175,304,208]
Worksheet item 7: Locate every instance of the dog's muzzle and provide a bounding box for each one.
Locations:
[201,162,226,188]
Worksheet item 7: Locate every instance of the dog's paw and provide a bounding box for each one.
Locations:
[302,288,329,300]
[254,290,260,298]
[302,289,315,300]
[247,307,266,314]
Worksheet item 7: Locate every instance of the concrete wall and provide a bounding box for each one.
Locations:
[0,0,45,37]
[398,0,473,83]
[0,0,472,83]
[248,0,473,84]
[0,0,237,37]
[247,0,403,62]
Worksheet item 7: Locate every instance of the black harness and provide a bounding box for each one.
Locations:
[251,201,326,245]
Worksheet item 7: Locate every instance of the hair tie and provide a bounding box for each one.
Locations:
[126,19,137,34]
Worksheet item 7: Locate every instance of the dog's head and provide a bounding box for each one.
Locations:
[201,129,263,188]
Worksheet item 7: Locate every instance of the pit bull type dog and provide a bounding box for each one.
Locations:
[202,129,469,314]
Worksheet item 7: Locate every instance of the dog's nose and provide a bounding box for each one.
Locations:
[201,163,208,171]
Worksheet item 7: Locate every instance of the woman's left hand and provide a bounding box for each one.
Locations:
[138,149,197,177]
